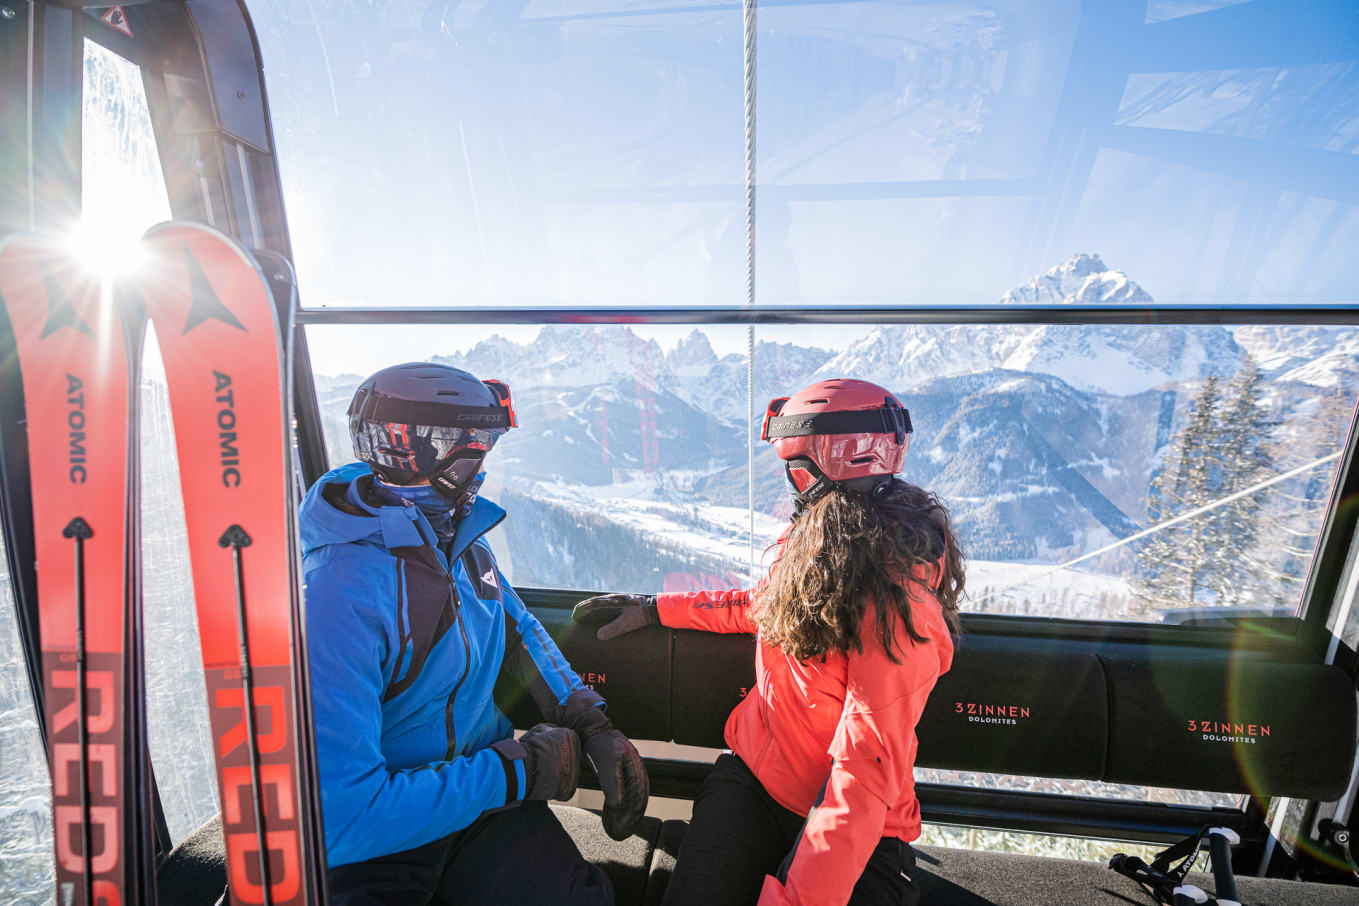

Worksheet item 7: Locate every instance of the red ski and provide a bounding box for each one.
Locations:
[138,222,323,906]
[0,237,150,906]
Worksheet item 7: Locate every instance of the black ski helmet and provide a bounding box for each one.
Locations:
[348,362,516,507]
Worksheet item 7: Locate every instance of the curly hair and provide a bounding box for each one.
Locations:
[752,479,964,662]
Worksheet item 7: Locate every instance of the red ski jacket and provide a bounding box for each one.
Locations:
[656,544,953,906]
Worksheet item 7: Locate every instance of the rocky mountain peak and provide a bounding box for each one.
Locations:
[668,329,718,369]
[1001,253,1152,307]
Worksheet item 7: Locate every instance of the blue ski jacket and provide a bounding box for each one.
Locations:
[299,462,588,867]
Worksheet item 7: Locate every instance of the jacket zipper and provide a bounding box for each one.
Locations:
[442,554,472,759]
[395,498,500,761]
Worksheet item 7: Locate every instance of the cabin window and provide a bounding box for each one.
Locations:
[76,40,169,277]
[306,321,1354,626]
[139,346,221,844]
[80,37,220,846]
[0,532,55,903]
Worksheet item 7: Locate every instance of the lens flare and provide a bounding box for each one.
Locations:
[64,217,148,280]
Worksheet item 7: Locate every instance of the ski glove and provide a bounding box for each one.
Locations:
[493,723,581,802]
[572,593,660,641]
[560,689,650,840]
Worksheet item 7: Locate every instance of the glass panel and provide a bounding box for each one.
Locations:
[253,2,743,308]
[0,533,55,904]
[1145,1,1253,26]
[78,41,171,274]
[310,312,1355,623]
[253,2,1359,308]
[80,38,219,845]
[752,314,1356,624]
[919,823,1162,863]
[915,767,1239,810]
[308,323,765,590]
[140,338,219,843]
[757,1,1359,307]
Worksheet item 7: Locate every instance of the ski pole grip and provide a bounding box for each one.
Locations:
[1207,827,1241,906]
[1173,885,1208,905]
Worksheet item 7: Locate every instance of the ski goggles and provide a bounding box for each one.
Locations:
[761,396,912,444]
[357,420,505,476]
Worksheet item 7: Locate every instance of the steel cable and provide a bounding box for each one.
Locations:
[743,0,757,572]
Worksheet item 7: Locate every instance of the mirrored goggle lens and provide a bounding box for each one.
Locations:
[424,425,504,460]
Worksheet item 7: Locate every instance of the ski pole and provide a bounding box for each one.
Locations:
[1207,827,1241,906]
[221,524,274,906]
[1173,884,1208,906]
[63,517,95,906]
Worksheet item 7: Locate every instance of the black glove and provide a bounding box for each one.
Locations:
[572,593,660,641]
[493,723,581,802]
[560,690,649,840]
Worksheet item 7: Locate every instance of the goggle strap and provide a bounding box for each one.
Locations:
[482,379,518,428]
[764,404,912,442]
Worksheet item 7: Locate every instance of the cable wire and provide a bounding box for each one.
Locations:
[742,0,758,572]
[974,451,1342,605]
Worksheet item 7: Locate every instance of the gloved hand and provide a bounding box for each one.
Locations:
[560,690,650,840]
[493,723,581,801]
[572,593,660,641]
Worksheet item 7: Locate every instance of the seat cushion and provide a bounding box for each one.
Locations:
[548,805,661,906]
[644,819,688,906]
[157,814,227,906]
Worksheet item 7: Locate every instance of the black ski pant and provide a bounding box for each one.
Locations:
[662,753,920,906]
[327,800,615,906]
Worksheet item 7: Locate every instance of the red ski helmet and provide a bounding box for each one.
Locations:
[761,378,911,506]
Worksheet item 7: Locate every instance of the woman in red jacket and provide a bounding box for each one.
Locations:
[574,378,964,906]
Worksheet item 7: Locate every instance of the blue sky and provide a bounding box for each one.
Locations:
[80,3,1359,370]
[240,0,1357,376]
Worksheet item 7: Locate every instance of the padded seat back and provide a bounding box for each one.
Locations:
[916,638,1108,780]
[504,599,1359,801]
[495,609,672,741]
[1103,655,1357,800]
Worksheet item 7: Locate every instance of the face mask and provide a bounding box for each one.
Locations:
[371,480,457,538]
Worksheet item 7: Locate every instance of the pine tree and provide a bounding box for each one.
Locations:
[1135,358,1293,612]
[1135,376,1223,607]
[1246,371,1358,608]
[1209,356,1275,604]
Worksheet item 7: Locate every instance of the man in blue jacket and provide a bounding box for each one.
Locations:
[300,362,648,904]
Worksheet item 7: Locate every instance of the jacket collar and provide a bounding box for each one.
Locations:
[343,476,506,562]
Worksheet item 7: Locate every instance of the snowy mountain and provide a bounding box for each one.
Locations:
[999,252,1152,306]
[817,254,1246,396]
[305,254,1354,568]
[436,325,832,426]
[1232,325,1359,388]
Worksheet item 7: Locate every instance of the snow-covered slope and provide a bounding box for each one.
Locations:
[1232,325,1359,388]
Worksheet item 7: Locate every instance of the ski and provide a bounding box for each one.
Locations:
[0,236,156,906]
[137,222,324,906]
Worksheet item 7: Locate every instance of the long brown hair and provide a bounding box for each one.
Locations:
[753,479,964,662]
